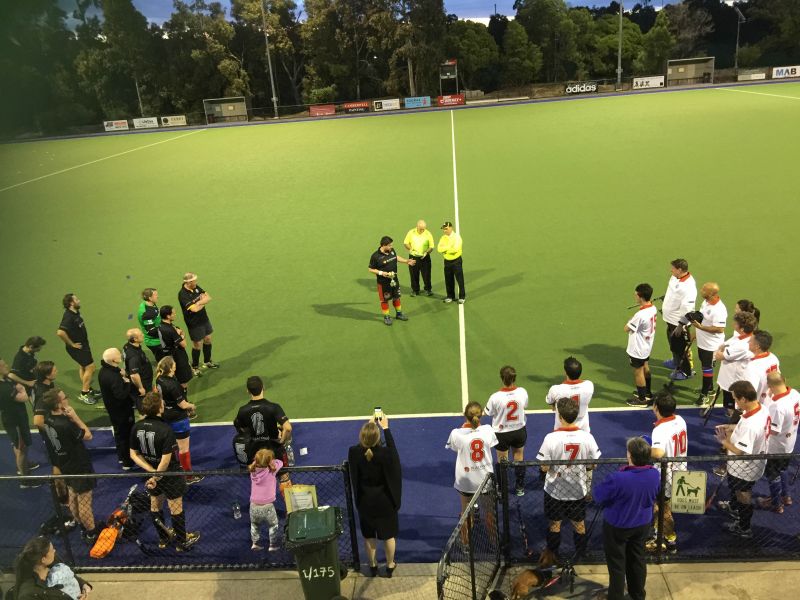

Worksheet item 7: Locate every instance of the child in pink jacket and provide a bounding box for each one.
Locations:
[249,448,283,551]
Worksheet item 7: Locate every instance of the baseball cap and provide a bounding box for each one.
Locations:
[441,221,453,229]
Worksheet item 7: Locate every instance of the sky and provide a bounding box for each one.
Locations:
[59,0,687,25]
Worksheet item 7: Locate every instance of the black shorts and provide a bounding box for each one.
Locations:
[173,349,193,385]
[495,428,527,452]
[66,345,94,368]
[628,354,649,369]
[62,462,96,494]
[149,474,188,500]
[727,473,755,494]
[765,458,791,480]
[377,282,401,303]
[188,321,213,343]
[544,491,586,522]
[3,413,31,450]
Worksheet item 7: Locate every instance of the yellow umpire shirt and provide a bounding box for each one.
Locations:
[404,228,435,257]
[437,231,463,260]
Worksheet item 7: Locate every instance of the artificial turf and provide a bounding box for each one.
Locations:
[1,82,798,427]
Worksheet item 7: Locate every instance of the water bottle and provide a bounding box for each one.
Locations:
[285,442,296,467]
[232,501,241,520]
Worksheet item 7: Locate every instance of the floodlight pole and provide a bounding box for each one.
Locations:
[616,1,624,88]
[260,1,280,119]
[734,7,746,74]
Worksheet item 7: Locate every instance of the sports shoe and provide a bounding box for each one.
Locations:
[662,359,676,370]
[17,462,41,475]
[783,496,793,506]
[409,291,418,297]
[626,395,652,407]
[394,312,408,321]
[268,545,280,552]
[717,500,738,519]
[251,543,263,551]
[669,370,690,381]
[158,529,175,549]
[81,529,98,544]
[79,392,98,405]
[383,315,393,326]
[186,475,205,485]
[757,497,784,513]
[722,521,752,538]
[538,547,558,568]
[515,487,525,497]
[121,464,133,471]
[176,532,201,552]
[203,361,219,369]
[712,465,727,477]
[646,537,677,554]
[443,298,453,303]
[63,519,77,531]
[19,481,43,489]
[191,367,203,377]
[90,388,103,399]
[425,290,434,297]
[457,299,466,304]
[696,394,713,408]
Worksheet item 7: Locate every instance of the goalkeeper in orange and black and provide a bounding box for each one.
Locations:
[368,235,416,326]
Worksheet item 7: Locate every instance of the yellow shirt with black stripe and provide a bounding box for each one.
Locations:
[437,232,463,260]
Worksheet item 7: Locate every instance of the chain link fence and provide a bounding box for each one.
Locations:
[0,465,359,573]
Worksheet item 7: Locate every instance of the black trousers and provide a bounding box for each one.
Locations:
[408,254,432,293]
[698,348,714,393]
[443,257,466,300]
[602,521,650,600]
[666,323,691,375]
[109,410,135,467]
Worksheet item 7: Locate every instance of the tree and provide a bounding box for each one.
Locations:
[663,2,714,57]
[629,3,657,34]
[445,20,499,91]
[642,10,675,74]
[488,14,509,49]
[593,13,645,78]
[501,20,542,86]
[749,0,800,63]
[390,0,447,96]
[514,0,578,82]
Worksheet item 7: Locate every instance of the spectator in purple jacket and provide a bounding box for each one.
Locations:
[592,437,660,600]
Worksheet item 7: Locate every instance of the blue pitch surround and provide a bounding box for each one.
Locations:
[1,407,797,568]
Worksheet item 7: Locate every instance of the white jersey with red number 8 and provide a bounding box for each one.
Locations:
[485,386,528,433]
[446,424,499,494]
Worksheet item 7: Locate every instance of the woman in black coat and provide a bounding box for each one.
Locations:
[13,536,91,600]
[348,413,402,577]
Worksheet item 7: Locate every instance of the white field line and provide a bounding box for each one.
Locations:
[0,129,206,193]
[450,110,469,411]
[717,87,800,101]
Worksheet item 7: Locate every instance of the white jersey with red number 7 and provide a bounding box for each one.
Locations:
[485,386,528,432]
[536,427,601,501]
[446,424,499,494]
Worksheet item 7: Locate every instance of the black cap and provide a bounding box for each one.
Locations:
[441,221,453,229]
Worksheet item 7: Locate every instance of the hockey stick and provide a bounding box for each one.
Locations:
[790,460,800,485]
[705,473,726,511]
[516,500,534,558]
[702,385,721,426]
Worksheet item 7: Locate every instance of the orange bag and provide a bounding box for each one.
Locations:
[90,526,120,559]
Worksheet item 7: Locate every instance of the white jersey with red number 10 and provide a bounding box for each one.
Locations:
[651,414,688,495]
[626,304,658,360]
[536,427,601,500]
[446,424,498,494]
[744,352,781,403]
[545,379,594,432]
[485,386,528,433]
[767,387,800,454]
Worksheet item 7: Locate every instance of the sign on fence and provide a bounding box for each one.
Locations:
[103,120,129,132]
[309,104,336,117]
[343,101,370,114]
[161,115,187,127]
[405,96,432,108]
[633,75,665,89]
[437,94,465,106]
[565,81,598,95]
[671,470,707,514]
[133,117,159,129]
[373,98,400,111]
[772,66,800,79]
[738,72,767,81]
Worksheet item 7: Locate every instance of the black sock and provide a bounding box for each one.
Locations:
[573,531,587,556]
[151,511,168,543]
[702,378,713,394]
[514,466,525,489]
[173,512,187,543]
[637,386,648,401]
[202,344,212,363]
[645,375,652,395]
[739,503,753,530]
[546,530,561,552]
[191,349,201,368]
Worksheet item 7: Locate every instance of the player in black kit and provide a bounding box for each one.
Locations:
[130,391,200,551]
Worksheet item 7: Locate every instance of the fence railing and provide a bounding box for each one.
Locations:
[438,453,800,599]
[0,465,360,573]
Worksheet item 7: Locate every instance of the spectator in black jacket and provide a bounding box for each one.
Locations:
[14,536,92,600]
[348,413,402,578]
[98,348,135,470]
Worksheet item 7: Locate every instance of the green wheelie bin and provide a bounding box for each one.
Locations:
[285,506,348,600]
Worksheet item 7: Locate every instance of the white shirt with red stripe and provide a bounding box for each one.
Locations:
[727,404,769,481]
[744,352,781,403]
[626,303,658,360]
[536,427,601,500]
[651,414,688,494]
[545,379,594,432]
[446,424,498,494]
[766,387,800,454]
[662,272,697,325]
[485,386,528,433]
[695,297,728,351]
[717,333,753,391]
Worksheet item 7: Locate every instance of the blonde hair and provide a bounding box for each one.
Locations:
[154,356,176,389]
[359,421,381,461]
[249,448,277,473]
[464,401,482,429]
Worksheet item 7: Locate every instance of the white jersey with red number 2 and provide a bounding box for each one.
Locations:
[485,386,528,433]
[536,427,601,500]
[446,424,498,494]
[545,379,594,432]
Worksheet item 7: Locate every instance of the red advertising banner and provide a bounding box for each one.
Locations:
[437,94,466,107]
[309,104,336,117]
[343,101,370,114]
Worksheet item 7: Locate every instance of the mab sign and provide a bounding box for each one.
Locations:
[772,66,800,79]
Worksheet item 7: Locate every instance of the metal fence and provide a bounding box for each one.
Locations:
[0,465,359,573]
[438,453,800,599]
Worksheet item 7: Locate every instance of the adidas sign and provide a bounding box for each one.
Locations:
[565,82,598,94]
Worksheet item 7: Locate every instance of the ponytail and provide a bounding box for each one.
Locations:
[14,536,51,598]
[464,401,483,430]
[154,356,175,388]
[359,421,380,461]
[364,448,374,462]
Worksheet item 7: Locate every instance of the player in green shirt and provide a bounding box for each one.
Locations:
[138,288,162,358]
